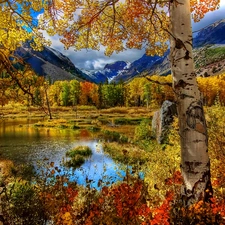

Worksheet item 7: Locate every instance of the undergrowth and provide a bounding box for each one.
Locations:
[0,104,225,224]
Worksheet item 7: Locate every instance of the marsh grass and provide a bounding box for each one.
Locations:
[65,146,92,168]
[66,146,92,157]
[65,155,85,168]
[103,142,149,165]
[34,119,71,128]
[100,107,129,114]
[101,130,128,143]
[114,117,144,125]
[77,105,97,111]
[1,106,152,139]
[87,126,101,132]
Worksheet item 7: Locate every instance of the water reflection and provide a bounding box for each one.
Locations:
[66,141,126,189]
[0,119,127,189]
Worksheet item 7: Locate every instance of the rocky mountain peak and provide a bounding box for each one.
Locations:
[104,61,128,71]
[193,18,225,47]
[15,43,91,82]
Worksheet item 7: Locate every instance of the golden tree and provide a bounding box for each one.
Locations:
[0,0,50,99]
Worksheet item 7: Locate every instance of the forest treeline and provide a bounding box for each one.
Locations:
[1,70,225,108]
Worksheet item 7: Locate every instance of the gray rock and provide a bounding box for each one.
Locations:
[152,100,177,143]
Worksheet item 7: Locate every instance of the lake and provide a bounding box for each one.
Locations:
[0,118,127,189]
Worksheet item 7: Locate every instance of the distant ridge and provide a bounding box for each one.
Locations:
[16,18,225,83]
[92,18,225,83]
[15,43,91,83]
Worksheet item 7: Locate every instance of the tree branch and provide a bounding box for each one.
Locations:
[145,76,172,87]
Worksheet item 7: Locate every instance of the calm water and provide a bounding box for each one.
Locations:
[0,118,126,188]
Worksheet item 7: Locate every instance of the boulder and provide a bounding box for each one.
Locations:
[152,100,177,143]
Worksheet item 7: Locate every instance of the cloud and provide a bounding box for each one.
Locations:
[44,32,145,70]
[37,13,144,70]
[70,48,145,70]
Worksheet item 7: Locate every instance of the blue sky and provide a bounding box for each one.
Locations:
[42,1,225,71]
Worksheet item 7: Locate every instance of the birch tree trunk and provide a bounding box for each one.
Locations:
[170,0,212,206]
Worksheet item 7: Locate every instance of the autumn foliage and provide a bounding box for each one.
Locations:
[2,163,225,224]
[1,0,225,223]
[197,73,225,106]
[2,73,225,109]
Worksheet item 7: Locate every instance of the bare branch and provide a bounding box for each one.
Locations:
[145,76,172,87]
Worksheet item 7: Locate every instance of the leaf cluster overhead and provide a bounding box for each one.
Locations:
[0,0,51,52]
[39,0,220,56]
[0,0,51,78]
[0,0,221,57]
[40,0,170,56]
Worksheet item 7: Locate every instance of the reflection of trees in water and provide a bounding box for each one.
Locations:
[79,129,91,139]
[0,121,126,190]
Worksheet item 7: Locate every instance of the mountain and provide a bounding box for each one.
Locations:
[86,18,225,83]
[86,61,131,83]
[192,19,225,77]
[16,18,225,83]
[15,43,91,83]
[193,19,225,48]
[113,51,170,82]
[87,50,171,83]
[193,44,225,77]
[80,69,108,83]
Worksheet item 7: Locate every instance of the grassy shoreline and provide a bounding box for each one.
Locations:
[1,105,154,139]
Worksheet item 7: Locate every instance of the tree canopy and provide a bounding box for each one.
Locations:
[38,0,220,55]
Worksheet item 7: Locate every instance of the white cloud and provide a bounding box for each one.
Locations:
[41,29,145,70]
[221,0,225,7]
[92,59,114,70]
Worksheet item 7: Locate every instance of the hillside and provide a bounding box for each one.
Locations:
[194,44,225,77]
[15,43,91,83]
[193,19,225,47]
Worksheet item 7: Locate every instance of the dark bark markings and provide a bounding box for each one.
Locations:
[186,101,207,135]
[182,161,213,205]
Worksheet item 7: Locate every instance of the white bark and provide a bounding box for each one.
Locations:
[170,0,212,205]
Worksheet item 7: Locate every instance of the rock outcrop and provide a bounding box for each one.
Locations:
[152,100,177,144]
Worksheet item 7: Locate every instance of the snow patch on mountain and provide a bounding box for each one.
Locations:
[84,61,131,83]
